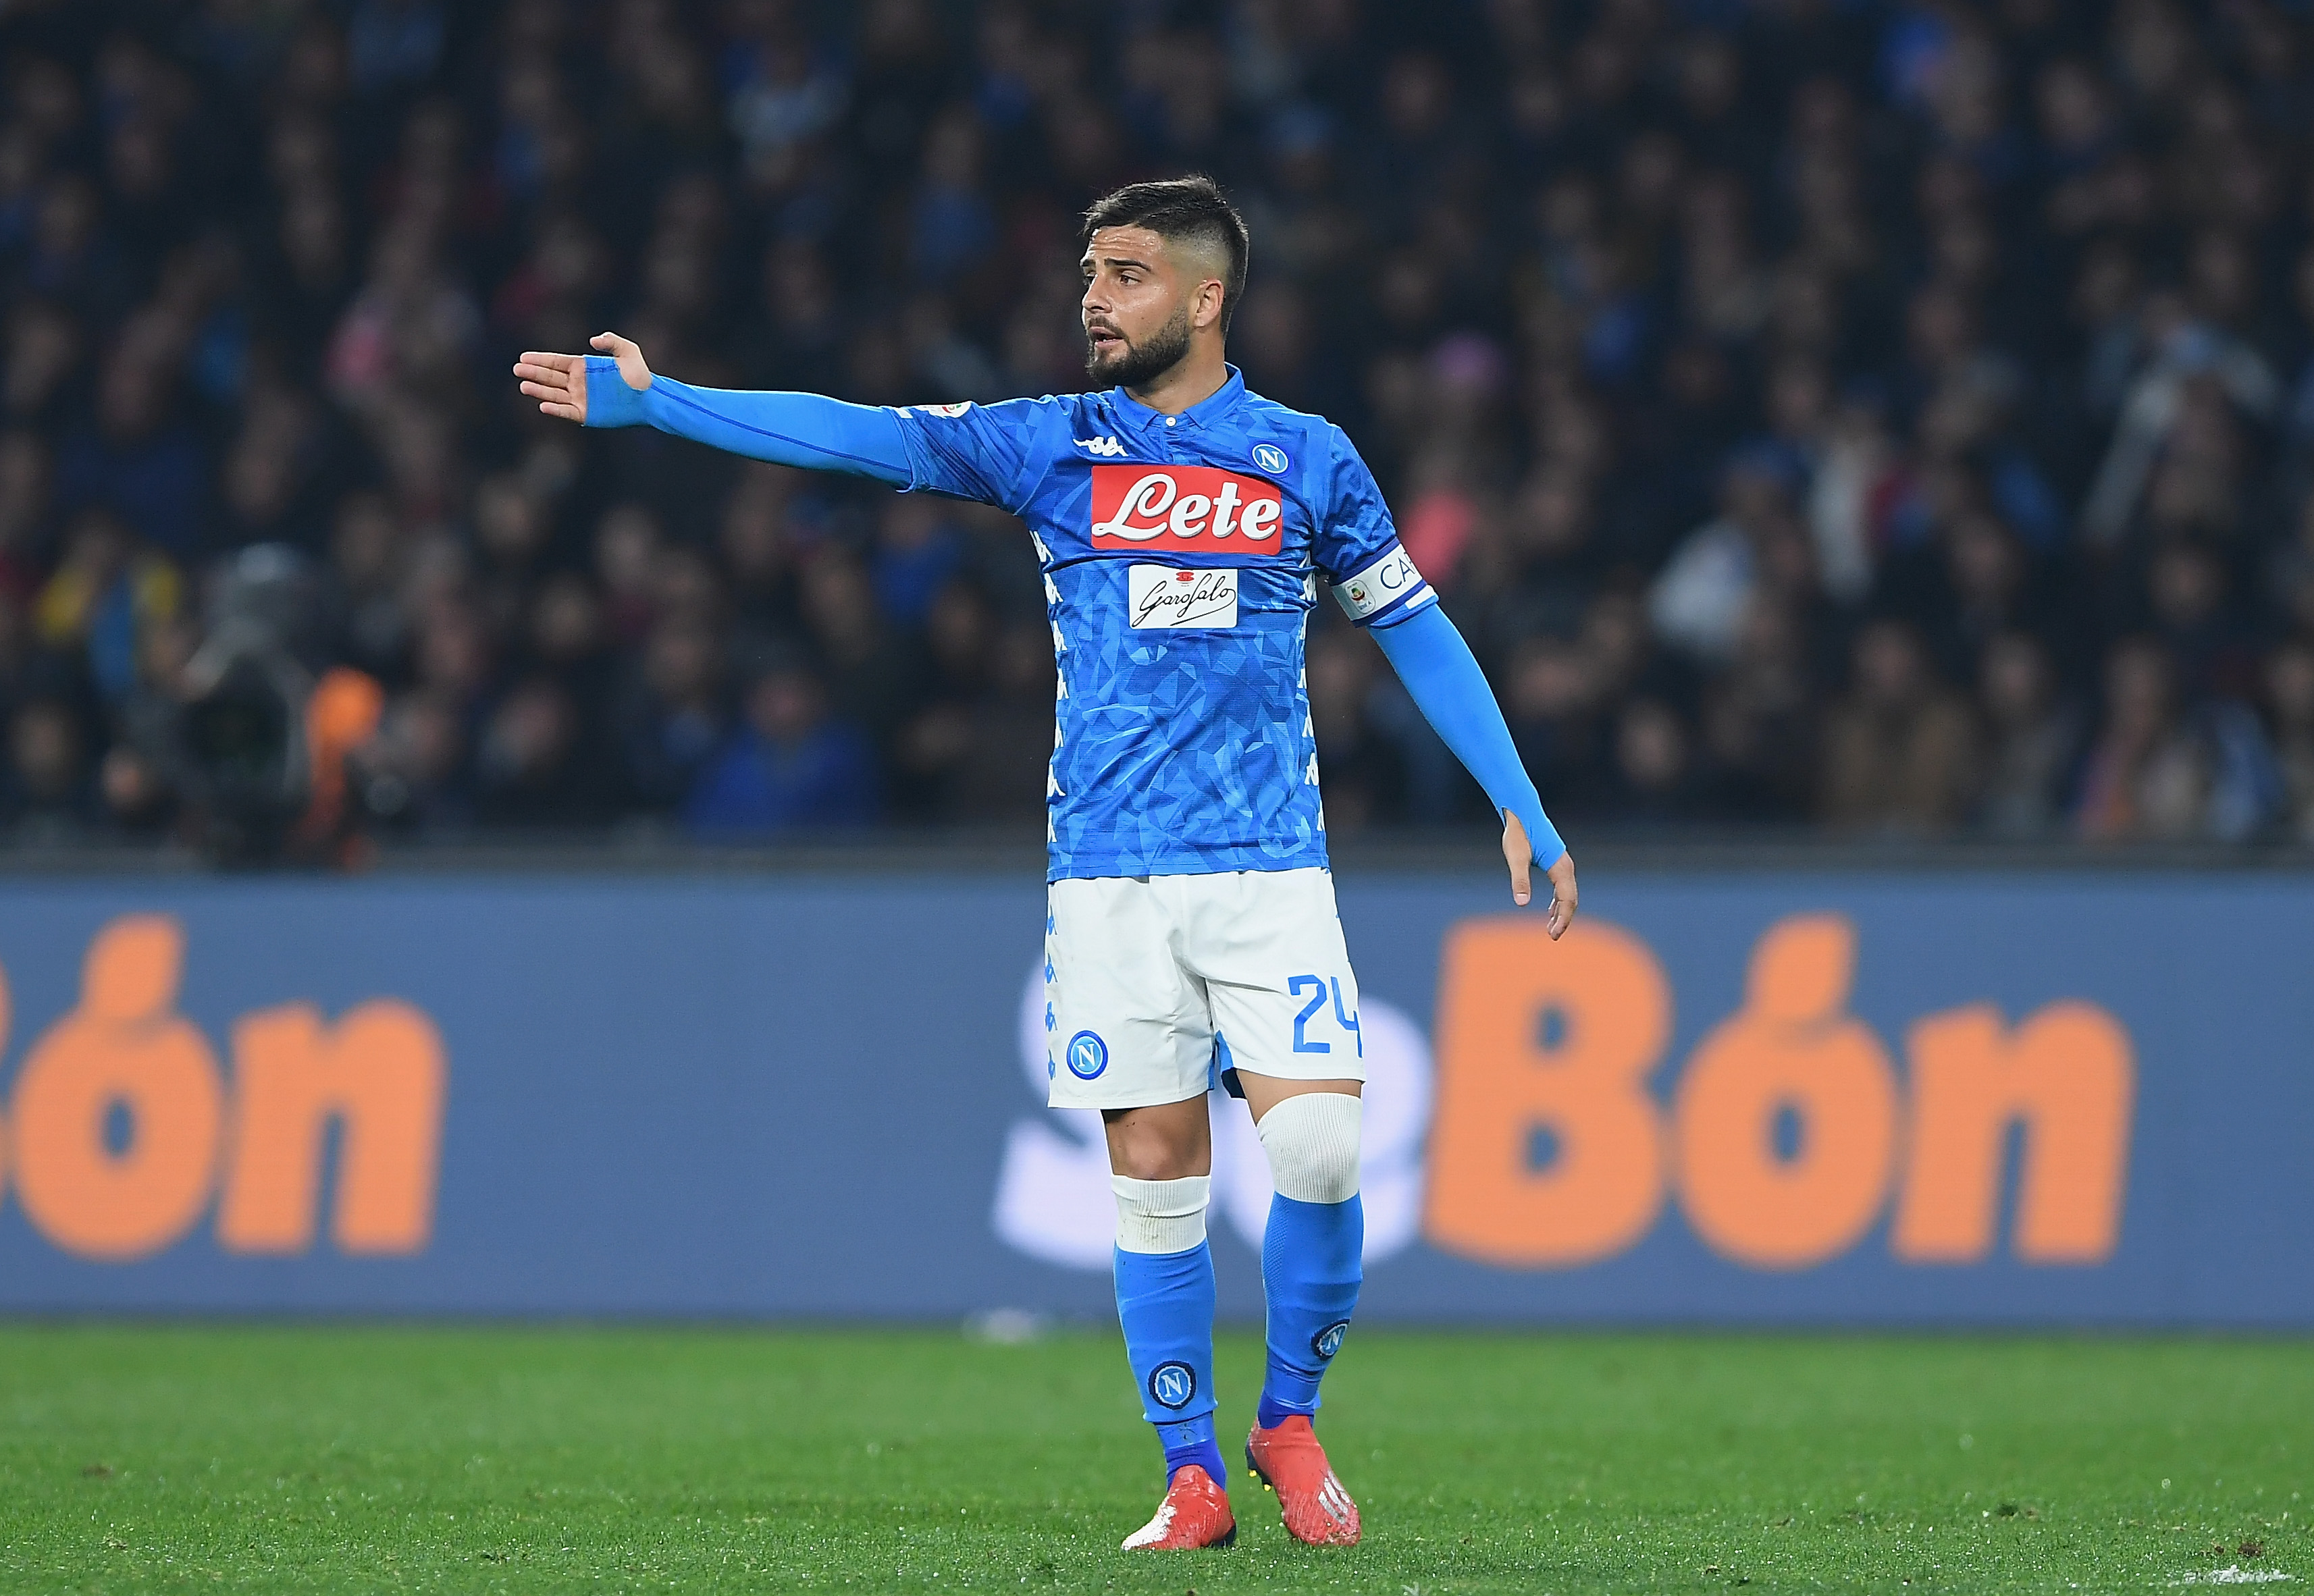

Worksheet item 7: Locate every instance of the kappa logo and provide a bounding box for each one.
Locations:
[1074,435,1128,457]
[1148,1360,1198,1410]
[1065,1029,1109,1080]
[1251,443,1290,475]
[1311,1319,1350,1360]
[1090,464,1284,551]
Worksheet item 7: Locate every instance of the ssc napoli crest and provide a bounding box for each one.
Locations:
[1066,1030,1109,1080]
[1311,1320,1350,1360]
[1148,1360,1197,1410]
[1251,443,1290,475]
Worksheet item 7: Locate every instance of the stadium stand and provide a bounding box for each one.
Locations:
[1,0,2311,849]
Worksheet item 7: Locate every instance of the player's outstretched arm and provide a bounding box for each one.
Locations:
[1371,602,1577,935]
[513,333,913,486]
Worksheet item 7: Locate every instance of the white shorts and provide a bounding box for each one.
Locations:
[1043,867,1367,1111]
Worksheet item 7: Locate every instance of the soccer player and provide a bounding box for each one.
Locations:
[515,176,1575,1552]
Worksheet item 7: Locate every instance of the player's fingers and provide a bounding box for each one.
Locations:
[512,359,569,385]
[537,401,582,422]
[516,351,575,376]
[1502,833,1531,907]
[1547,892,1575,939]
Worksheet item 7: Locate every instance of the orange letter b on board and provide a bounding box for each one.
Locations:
[1425,918,1672,1266]
[10,917,225,1260]
[1893,1001,2133,1262]
[218,1001,447,1254]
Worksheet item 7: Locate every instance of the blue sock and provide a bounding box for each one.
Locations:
[1257,1194,1363,1431]
[1157,1412,1226,1485]
[1114,1242,1225,1488]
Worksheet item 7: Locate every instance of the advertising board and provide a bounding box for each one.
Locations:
[0,871,2304,1324]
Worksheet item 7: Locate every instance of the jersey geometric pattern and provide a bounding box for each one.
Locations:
[889,368,1436,882]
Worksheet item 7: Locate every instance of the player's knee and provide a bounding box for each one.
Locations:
[1112,1173,1210,1254]
[1257,1092,1362,1205]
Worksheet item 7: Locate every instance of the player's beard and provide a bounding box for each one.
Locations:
[1086,304,1193,390]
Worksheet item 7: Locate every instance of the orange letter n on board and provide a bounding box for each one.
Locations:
[1893,1001,2133,1263]
[1424,918,1672,1267]
[218,1001,447,1254]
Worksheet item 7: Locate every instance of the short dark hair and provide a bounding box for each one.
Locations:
[1082,176,1251,335]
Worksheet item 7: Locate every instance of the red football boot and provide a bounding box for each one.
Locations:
[1120,1464,1236,1551]
[1244,1415,1361,1545]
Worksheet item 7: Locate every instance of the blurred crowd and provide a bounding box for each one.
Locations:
[6,0,2314,849]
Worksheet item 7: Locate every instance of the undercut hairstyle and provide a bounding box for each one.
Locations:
[1082,176,1251,334]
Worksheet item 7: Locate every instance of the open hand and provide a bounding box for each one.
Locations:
[1502,810,1578,938]
[513,332,652,423]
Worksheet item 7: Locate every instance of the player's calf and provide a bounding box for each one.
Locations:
[1254,1092,1363,1426]
[1111,1170,1234,1548]
[1246,1091,1365,1545]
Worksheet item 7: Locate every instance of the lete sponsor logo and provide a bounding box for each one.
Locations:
[0,914,447,1262]
[1090,464,1284,551]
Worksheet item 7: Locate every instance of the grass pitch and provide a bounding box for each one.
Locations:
[0,1326,2305,1593]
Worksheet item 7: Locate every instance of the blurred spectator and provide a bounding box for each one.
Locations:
[614,618,725,814]
[1606,699,1702,826]
[686,659,878,837]
[35,508,178,706]
[474,675,596,828]
[1649,456,1799,668]
[7,697,90,838]
[1974,633,2081,841]
[2076,638,2277,843]
[1307,629,1404,832]
[1819,620,1978,834]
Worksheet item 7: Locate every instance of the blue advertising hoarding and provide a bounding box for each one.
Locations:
[0,868,2305,1325]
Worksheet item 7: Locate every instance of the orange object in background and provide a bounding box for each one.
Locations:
[1894,1001,2134,1263]
[296,666,385,857]
[9,916,226,1260]
[1673,914,1901,1269]
[1425,917,1673,1267]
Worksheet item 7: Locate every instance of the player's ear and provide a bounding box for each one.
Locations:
[1194,275,1226,332]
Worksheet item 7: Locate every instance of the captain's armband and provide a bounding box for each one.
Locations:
[1332,547,1436,623]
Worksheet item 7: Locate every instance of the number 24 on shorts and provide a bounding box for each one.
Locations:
[1288,976,1362,1057]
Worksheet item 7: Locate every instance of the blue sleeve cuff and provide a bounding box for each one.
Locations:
[583,355,651,428]
[1371,604,1566,870]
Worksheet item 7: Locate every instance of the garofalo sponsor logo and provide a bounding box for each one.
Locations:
[1128,565,1238,629]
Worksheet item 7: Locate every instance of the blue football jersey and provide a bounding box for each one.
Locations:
[888,367,1436,882]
